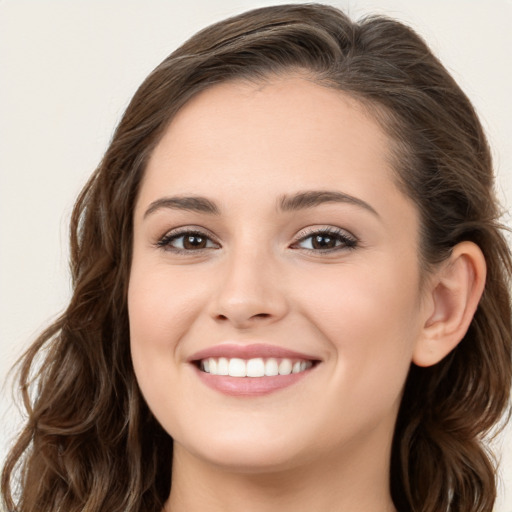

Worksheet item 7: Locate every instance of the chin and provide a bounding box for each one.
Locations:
[174,424,313,474]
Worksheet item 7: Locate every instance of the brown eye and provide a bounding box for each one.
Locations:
[311,234,338,249]
[183,234,207,249]
[157,230,219,252]
[294,228,358,252]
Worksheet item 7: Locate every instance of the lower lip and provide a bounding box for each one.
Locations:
[193,365,315,397]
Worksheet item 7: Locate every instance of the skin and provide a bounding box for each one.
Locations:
[128,76,484,512]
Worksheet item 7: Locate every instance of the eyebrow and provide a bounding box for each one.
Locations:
[279,190,379,217]
[144,196,220,218]
[143,190,379,219]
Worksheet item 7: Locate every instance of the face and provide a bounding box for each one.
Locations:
[128,76,429,474]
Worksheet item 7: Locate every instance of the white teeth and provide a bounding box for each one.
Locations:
[218,357,229,376]
[247,358,265,377]
[278,359,292,375]
[292,361,302,373]
[200,357,313,377]
[228,358,246,377]
[265,358,279,376]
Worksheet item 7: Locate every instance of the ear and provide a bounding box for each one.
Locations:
[413,241,486,367]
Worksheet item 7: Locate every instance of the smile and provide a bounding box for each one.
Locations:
[200,357,313,377]
[190,344,319,396]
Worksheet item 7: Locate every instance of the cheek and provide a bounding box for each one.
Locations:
[128,263,204,344]
[300,257,422,389]
[127,260,208,389]
[127,262,212,432]
[306,256,419,329]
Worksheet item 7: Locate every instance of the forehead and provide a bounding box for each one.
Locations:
[158,76,389,155]
[149,78,389,172]
[137,76,414,225]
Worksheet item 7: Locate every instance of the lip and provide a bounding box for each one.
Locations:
[188,343,318,362]
[188,343,320,397]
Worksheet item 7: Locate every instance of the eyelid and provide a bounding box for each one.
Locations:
[156,226,221,252]
[291,225,358,252]
[154,224,358,255]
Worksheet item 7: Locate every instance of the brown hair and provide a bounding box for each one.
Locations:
[2,4,511,512]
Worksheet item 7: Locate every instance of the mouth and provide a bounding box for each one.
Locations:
[197,357,315,377]
[189,344,320,396]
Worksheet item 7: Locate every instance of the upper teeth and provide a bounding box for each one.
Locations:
[200,357,313,377]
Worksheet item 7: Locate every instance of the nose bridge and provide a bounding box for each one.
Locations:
[210,235,288,327]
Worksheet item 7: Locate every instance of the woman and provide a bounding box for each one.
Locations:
[2,3,511,512]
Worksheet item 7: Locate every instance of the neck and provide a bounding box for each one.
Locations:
[164,435,397,512]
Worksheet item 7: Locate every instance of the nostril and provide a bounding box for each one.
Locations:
[214,312,272,324]
[253,313,271,319]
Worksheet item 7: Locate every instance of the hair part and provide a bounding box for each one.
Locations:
[3,4,511,512]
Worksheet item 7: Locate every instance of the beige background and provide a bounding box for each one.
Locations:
[1,0,511,509]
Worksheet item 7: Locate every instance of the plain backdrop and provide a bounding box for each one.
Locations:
[1,0,511,509]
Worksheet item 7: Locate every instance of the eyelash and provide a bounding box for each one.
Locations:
[156,229,219,254]
[291,227,358,253]
[156,226,358,254]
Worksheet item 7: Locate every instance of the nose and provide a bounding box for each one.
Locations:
[209,247,289,329]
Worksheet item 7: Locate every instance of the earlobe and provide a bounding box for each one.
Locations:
[412,241,486,368]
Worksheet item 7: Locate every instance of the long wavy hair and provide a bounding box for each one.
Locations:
[2,4,511,512]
